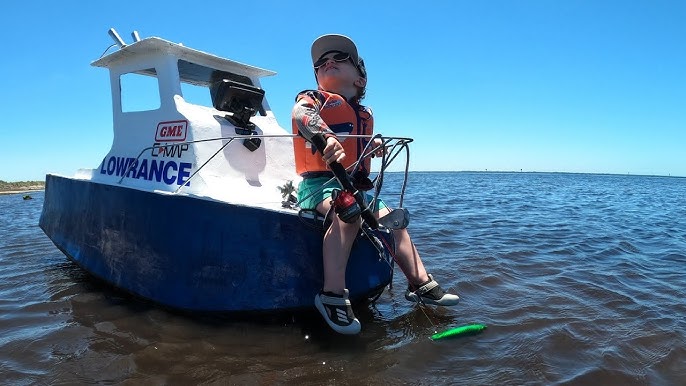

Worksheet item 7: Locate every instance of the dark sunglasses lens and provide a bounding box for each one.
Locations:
[332,52,349,61]
[314,52,350,68]
[313,58,327,68]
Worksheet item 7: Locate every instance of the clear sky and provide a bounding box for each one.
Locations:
[1,0,684,181]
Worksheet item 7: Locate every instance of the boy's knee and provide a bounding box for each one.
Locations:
[335,217,361,230]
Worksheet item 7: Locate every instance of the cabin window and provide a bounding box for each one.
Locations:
[176,59,266,116]
[120,69,161,112]
[180,82,212,107]
[180,81,267,116]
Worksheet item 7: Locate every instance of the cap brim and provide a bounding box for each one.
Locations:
[311,34,359,65]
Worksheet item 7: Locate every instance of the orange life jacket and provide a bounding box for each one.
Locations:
[292,90,373,176]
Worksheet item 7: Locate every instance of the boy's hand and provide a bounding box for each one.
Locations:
[323,136,346,164]
[372,138,385,157]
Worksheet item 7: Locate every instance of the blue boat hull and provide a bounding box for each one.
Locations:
[39,175,394,312]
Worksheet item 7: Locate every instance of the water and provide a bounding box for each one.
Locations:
[1,172,685,385]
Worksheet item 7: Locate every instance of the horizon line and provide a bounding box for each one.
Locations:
[5,169,685,183]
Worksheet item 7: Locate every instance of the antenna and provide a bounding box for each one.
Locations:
[131,30,141,42]
[108,28,126,48]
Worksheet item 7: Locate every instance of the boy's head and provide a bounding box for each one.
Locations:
[311,34,367,102]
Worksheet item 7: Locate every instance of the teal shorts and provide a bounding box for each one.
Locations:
[297,176,387,212]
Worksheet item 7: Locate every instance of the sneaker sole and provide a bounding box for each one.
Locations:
[405,292,460,306]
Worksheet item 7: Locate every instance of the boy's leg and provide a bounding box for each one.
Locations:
[393,227,430,286]
[376,207,460,306]
[318,199,361,293]
[314,199,362,334]
[375,207,429,285]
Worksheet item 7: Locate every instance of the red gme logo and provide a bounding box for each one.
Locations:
[155,120,188,142]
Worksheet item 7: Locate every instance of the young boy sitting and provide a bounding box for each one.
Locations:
[292,34,460,335]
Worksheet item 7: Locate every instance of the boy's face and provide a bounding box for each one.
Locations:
[315,51,366,92]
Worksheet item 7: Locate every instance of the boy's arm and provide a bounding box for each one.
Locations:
[292,93,337,142]
[292,92,345,164]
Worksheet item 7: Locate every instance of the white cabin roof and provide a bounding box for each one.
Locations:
[91,37,276,86]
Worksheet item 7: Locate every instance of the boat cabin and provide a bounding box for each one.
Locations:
[87,37,298,208]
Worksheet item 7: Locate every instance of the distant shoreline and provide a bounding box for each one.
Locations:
[410,170,686,178]
[0,188,45,196]
[0,180,46,195]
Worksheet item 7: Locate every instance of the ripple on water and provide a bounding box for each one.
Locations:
[2,175,686,383]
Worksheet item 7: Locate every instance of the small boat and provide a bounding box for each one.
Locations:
[40,29,413,313]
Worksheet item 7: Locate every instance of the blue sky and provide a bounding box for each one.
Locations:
[1,1,684,181]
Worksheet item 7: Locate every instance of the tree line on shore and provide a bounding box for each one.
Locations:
[0,180,46,192]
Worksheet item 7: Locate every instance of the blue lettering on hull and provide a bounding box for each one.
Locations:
[100,156,192,186]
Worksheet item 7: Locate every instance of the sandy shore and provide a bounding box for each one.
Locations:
[0,189,45,196]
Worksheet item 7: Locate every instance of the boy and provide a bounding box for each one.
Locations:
[292,34,459,335]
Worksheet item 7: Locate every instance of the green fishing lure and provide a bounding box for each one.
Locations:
[430,323,487,341]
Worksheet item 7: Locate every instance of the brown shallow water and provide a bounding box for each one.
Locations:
[1,172,685,385]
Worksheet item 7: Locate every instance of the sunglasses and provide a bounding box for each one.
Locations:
[313,52,352,69]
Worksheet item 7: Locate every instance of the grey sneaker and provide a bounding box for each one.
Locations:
[315,289,361,335]
[405,274,460,306]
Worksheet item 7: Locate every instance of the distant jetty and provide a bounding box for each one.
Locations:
[0,180,45,195]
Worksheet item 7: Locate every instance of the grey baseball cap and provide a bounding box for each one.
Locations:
[311,34,359,66]
[311,34,366,78]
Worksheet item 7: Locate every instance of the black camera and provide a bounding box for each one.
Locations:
[210,79,265,151]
